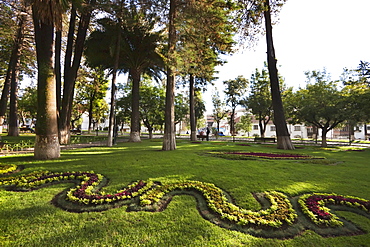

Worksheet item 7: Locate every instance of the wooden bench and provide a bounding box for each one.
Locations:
[196,134,207,141]
[254,137,276,143]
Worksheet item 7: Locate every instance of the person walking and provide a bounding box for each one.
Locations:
[206,127,210,141]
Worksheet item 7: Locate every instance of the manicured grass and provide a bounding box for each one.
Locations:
[0,140,370,246]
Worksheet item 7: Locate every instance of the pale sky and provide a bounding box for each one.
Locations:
[204,0,370,113]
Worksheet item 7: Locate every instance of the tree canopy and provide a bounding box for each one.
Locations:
[285,70,349,147]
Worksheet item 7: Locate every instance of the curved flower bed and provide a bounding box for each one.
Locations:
[299,193,370,227]
[226,152,317,159]
[139,181,297,228]
[0,164,17,175]
[0,170,153,205]
[1,165,370,238]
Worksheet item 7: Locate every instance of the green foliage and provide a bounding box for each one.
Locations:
[341,62,370,123]
[85,6,164,77]
[139,82,166,134]
[174,93,188,125]
[18,85,37,123]
[0,4,16,80]
[234,0,287,45]
[242,65,273,137]
[235,114,252,134]
[194,90,206,125]
[224,75,248,135]
[0,2,36,79]
[224,75,249,109]
[212,90,228,137]
[74,66,109,129]
[176,0,237,86]
[284,70,350,146]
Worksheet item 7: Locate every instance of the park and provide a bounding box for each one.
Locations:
[1,134,370,246]
[1,0,370,246]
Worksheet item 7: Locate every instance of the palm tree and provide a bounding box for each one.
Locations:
[85,7,164,143]
[120,8,164,142]
[31,0,66,159]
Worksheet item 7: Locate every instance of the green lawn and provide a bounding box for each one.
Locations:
[0,139,369,246]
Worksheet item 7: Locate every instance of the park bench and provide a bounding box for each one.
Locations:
[254,137,276,143]
[196,134,207,141]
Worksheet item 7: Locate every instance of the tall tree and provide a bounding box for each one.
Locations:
[263,0,293,149]
[120,7,164,142]
[223,75,248,139]
[0,1,30,136]
[177,0,235,141]
[84,2,124,146]
[236,0,293,149]
[59,0,96,144]
[162,0,178,150]
[85,5,164,144]
[31,0,65,159]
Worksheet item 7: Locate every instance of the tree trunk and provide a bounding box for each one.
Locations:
[231,107,235,141]
[348,123,355,143]
[258,113,265,138]
[59,1,95,144]
[189,73,196,141]
[32,8,60,159]
[0,66,12,136]
[148,127,153,139]
[321,128,328,147]
[88,95,94,134]
[364,124,368,141]
[162,0,177,151]
[107,24,121,147]
[55,28,62,115]
[8,65,20,136]
[264,0,294,150]
[129,69,141,142]
[0,9,27,136]
[216,121,220,140]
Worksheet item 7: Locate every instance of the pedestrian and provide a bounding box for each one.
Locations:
[206,127,210,141]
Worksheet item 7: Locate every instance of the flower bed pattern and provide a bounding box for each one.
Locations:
[0,164,17,174]
[139,180,297,228]
[1,165,369,238]
[226,152,317,159]
[299,193,370,227]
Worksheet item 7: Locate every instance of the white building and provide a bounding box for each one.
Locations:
[207,110,369,140]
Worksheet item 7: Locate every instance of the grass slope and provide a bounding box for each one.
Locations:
[0,139,370,246]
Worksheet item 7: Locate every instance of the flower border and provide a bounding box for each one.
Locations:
[298,193,370,227]
[0,164,17,175]
[1,165,370,238]
[226,152,320,160]
[139,180,297,228]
